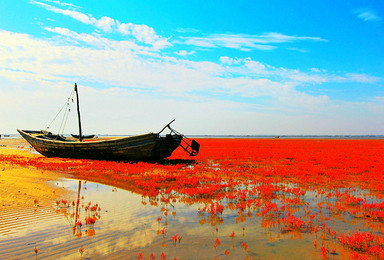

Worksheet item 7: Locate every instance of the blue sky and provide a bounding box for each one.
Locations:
[0,0,383,135]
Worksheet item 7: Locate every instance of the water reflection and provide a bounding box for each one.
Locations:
[0,178,313,259]
[1,175,382,259]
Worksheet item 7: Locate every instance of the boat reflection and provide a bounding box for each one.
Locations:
[54,181,101,238]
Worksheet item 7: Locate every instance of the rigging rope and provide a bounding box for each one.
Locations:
[45,89,75,135]
[60,95,74,135]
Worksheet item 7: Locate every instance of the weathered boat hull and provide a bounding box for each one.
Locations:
[18,129,182,161]
[71,134,95,139]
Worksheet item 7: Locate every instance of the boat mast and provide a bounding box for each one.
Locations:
[73,180,81,235]
[74,83,83,142]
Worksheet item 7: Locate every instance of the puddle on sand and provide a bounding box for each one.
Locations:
[0,179,321,259]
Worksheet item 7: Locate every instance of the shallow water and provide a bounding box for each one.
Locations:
[1,138,383,259]
[0,179,326,259]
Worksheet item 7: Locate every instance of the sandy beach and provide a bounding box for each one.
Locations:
[0,138,70,208]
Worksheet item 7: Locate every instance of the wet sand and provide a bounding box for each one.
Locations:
[0,139,76,259]
[0,138,69,208]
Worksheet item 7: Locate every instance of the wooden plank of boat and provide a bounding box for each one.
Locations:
[71,134,95,139]
[18,129,182,161]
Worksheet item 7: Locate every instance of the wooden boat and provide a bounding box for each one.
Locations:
[17,129,185,160]
[18,83,199,161]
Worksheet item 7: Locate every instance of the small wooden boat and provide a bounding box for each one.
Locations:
[18,83,199,161]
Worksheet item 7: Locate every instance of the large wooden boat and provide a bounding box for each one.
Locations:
[18,84,199,161]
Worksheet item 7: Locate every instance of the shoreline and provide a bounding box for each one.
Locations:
[2,134,384,140]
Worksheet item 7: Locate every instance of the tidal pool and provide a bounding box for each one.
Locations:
[0,178,324,259]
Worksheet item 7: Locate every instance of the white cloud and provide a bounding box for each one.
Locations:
[219,57,330,84]
[175,50,195,56]
[220,57,382,86]
[95,16,116,33]
[0,29,321,102]
[4,71,381,136]
[243,59,266,73]
[182,35,276,51]
[131,24,158,44]
[283,70,329,84]
[31,0,170,49]
[310,68,321,73]
[257,32,327,43]
[181,37,217,48]
[355,8,382,22]
[0,29,222,95]
[31,1,93,24]
[41,0,79,8]
[1,2,382,135]
[44,27,102,46]
[220,56,236,65]
[180,32,327,51]
[117,22,160,45]
[344,73,380,83]
[32,1,327,54]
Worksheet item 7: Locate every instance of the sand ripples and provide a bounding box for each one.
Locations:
[0,179,161,259]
